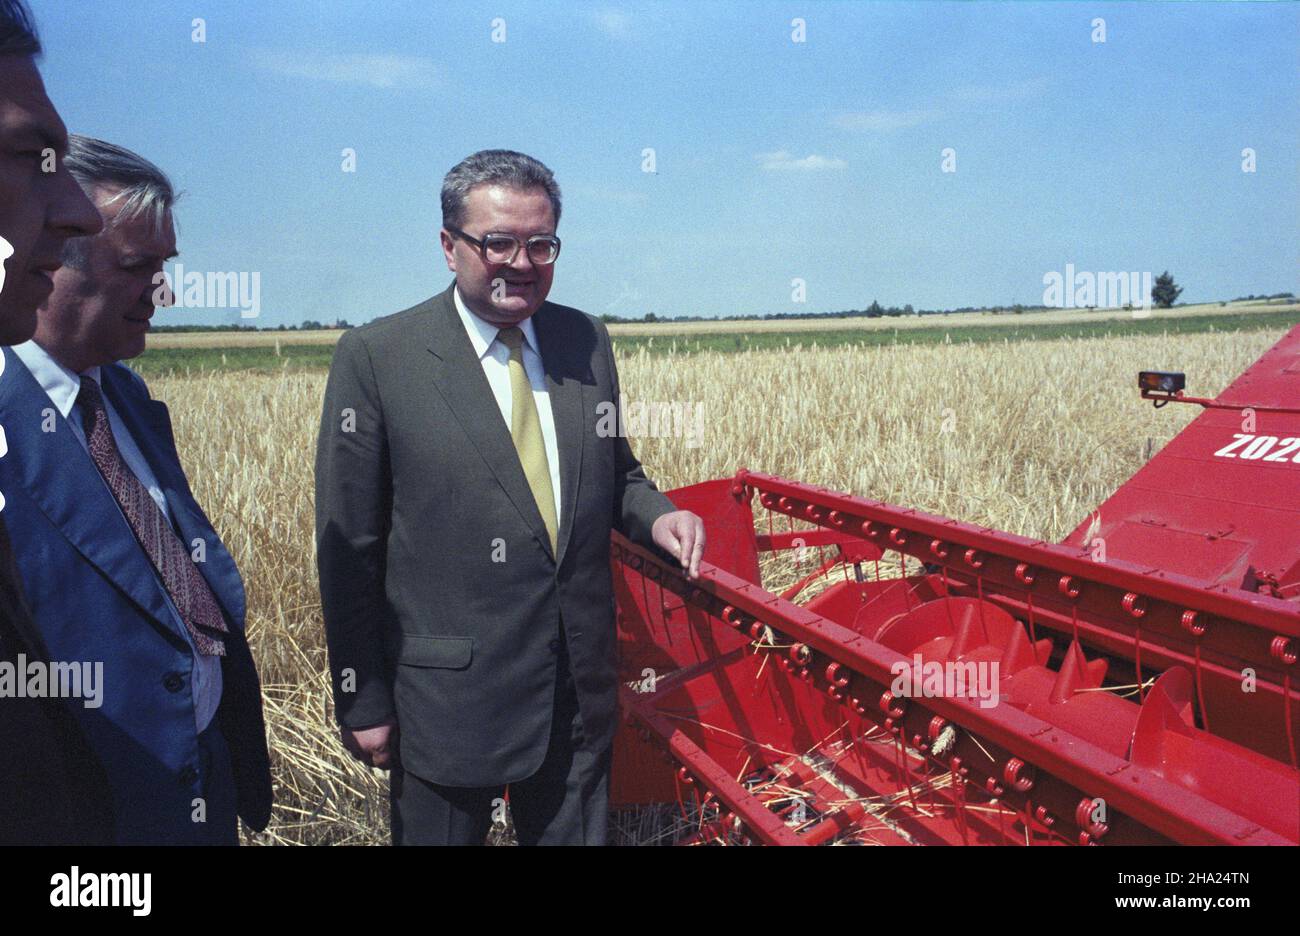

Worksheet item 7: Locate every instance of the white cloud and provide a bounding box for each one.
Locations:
[950,77,1050,103]
[587,7,635,40]
[830,80,1047,133]
[571,184,650,204]
[756,150,848,171]
[832,109,938,132]
[251,48,441,90]
[603,282,643,314]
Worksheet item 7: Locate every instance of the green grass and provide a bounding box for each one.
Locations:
[131,309,1300,374]
[607,310,1300,356]
[132,344,338,375]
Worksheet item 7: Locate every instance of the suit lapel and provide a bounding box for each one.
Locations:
[424,282,587,567]
[100,365,247,627]
[0,348,180,639]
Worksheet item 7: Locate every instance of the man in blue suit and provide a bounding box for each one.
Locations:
[0,135,271,844]
[0,0,116,844]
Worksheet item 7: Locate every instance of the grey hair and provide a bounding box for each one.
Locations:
[61,135,178,268]
[440,149,561,231]
[0,0,40,56]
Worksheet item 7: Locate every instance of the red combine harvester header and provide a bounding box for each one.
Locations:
[610,324,1300,845]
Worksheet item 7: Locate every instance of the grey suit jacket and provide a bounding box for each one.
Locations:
[315,280,675,787]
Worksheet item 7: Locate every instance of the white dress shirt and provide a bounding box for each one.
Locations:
[453,286,562,529]
[12,340,222,734]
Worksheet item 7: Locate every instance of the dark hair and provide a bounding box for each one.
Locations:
[0,0,40,57]
[441,150,561,231]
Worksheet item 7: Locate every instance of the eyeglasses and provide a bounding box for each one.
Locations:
[446,226,562,265]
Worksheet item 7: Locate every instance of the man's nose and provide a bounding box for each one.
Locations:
[49,168,103,239]
[506,247,535,273]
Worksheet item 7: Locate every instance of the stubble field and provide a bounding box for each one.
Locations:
[146,323,1292,844]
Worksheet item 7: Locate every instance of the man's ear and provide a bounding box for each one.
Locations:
[438,229,457,272]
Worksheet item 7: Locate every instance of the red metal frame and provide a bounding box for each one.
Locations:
[610,324,1300,846]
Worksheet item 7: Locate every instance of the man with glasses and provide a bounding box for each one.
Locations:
[316,149,705,845]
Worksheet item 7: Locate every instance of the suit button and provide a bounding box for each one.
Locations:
[178,765,199,786]
[548,638,561,654]
[162,672,185,693]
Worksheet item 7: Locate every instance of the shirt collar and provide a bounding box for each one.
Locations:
[452,284,541,360]
[11,340,102,419]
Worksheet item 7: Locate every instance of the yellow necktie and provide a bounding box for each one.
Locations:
[497,326,558,556]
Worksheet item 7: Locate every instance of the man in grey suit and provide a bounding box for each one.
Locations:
[316,149,704,845]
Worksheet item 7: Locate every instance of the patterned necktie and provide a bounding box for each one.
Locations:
[75,376,228,656]
[496,326,558,556]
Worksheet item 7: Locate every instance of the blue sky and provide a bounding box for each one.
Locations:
[34,0,1300,327]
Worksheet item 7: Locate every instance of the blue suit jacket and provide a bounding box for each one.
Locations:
[0,347,271,843]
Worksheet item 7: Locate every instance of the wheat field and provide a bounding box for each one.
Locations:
[148,325,1290,844]
[140,299,1295,348]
